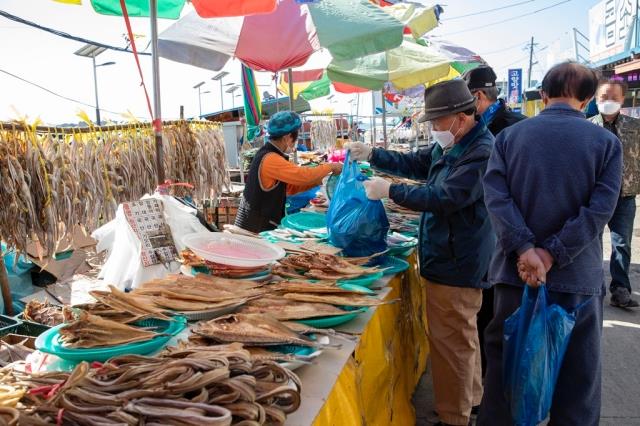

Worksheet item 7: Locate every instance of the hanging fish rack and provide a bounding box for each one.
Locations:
[0,119,230,257]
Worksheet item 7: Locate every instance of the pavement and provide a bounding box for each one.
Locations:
[414,198,640,426]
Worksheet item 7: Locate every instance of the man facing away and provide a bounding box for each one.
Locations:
[478,62,623,425]
[590,78,640,308]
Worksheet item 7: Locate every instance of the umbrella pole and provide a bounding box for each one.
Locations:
[287,68,294,111]
[381,90,388,149]
[371,92,376,145]
[275,73,279,113]
[150,0,165,184]
[0,254,13,316]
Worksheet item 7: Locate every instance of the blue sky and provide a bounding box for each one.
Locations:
[0,0,600,124]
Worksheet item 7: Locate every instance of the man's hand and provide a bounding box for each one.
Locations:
[517,248,547,287]
[535,248,554,273]
[346,142,372,162]
[329,162,343,176]
[363,177,391,200]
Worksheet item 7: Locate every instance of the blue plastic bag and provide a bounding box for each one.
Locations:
[286,186,320,214]
[503,285,578,426]
[326,151,389,256]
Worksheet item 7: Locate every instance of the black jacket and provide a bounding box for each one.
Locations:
[488,99,527,136]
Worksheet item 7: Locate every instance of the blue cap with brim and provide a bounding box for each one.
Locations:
[267,111,302,138]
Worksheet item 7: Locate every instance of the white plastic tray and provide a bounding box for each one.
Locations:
[182,232,285,267]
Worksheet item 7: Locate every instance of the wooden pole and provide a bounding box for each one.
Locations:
[0,255,13,316]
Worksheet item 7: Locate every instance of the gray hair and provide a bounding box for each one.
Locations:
[476,86,499,102]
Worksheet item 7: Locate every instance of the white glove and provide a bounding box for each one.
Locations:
[346,142,372,162]
[363,177,391,200]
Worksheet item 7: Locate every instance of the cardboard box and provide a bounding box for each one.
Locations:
[26,225,96,281]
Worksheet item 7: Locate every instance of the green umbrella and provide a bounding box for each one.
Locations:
[327,37,452,91]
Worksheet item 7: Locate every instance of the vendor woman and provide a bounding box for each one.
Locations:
[235,111,342,233]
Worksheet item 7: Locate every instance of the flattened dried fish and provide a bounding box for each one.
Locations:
[59,312,160,348]
[23,300,64,326]
[240,297,353,320]
[192,314,316,347]
[282,293,387,307]
[268,281,367,295]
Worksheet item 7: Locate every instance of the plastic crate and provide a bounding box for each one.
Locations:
[0,315,21,337]
[14,314,50,337]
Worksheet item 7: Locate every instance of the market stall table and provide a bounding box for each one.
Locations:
[287,252,428,425]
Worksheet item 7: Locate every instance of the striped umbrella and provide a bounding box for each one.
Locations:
[241,65,263,141]
[158,0,442,73]
[328,37,484,91]
[68,0,278,19]
[327,37,452,91]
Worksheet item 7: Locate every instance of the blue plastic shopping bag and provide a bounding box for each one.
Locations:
[503,285,580,426]
[326,151,389,256]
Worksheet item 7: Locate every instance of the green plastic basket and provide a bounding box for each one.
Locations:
[281,212,327,232]
[338,271,383,288]
[35,316,187,362]
[0,315,20,337]
[297,307,367,329]
[14,314,51,337]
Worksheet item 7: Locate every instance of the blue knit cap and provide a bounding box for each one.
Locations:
[267,111,302,139]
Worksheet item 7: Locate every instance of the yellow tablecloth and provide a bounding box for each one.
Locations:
[313,253,429,425]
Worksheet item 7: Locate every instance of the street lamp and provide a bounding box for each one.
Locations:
[226,85,240,109]
[212,71,229,111]
[193,81,211,117]
[74,44,115,125]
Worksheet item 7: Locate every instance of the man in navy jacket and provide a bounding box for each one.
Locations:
[478,62,623,425]
[349,79,495,426]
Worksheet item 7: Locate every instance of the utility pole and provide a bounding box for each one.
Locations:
[526,36,538,88]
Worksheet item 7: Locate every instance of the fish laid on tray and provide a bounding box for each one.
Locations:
[23,300,64,327]
[282,293,388,307]
[130,274,264,312]
[239,297,357,321]
[274,253,378,280]
[191,313,319,348]
[59,312,160,348]
[267,281,370,295]
[180,249,269,278]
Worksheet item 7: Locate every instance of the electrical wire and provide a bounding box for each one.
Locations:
[0,67,141,118]
[446,0,540,20]
[0,9,150,56]
[438,0,573,37]
[479,41,530,56]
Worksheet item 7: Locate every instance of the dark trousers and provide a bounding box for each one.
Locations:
[608,195,637,293]
[476,286,494,376]
[477,284,603,426]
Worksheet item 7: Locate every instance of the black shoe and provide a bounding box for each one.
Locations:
[610,288,639,308]
[471,405,480,416]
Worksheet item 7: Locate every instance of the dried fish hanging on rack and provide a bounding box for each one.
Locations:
[310,120,337,152]
[0,121,230,257]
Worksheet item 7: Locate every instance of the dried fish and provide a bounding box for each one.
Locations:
[240,297,354,320]
[282,293,387,307]
[0,122,230,257]
[192,314,317,347]
[59,312,160,348]
[23,301,64,327]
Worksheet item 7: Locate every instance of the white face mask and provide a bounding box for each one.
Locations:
[597,100,622,115]
[431,118,458,149]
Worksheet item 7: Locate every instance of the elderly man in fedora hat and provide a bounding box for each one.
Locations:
[348,79,495,426]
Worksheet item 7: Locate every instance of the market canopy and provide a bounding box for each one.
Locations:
[77,0,277,19]
[158,0,441,73]
[327,37,452,91]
